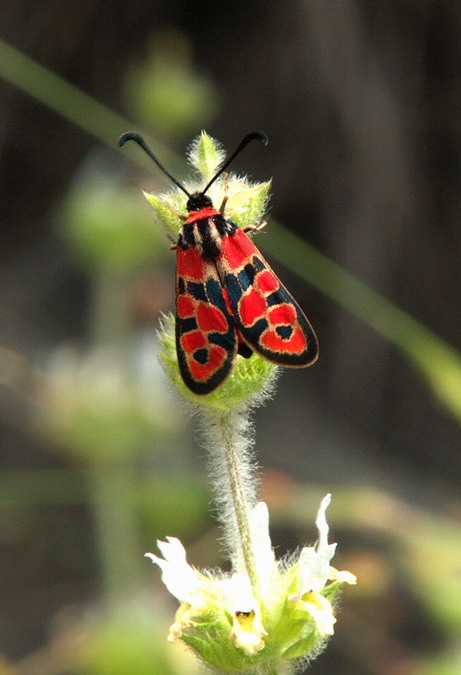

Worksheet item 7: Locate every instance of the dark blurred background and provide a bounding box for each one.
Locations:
[0,2,460,674]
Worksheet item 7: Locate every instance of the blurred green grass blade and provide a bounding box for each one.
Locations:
[264,222,461,423]
[0,37,179,171]
[0,38,127,143]
[0,38,459,421]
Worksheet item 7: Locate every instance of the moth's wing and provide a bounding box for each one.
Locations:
[217,226,318,366]
[176,244,238,395]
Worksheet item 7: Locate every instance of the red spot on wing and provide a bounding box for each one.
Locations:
[239,289,267,325]
[189,345,228,381]
[181,330,207,354]
[257,269,279,294]
[197,302,229,332]
[220,228,256,268]
[177,246,206,281]
[177,294,195,318]
[261,327,308,355]
[268,304,297,325]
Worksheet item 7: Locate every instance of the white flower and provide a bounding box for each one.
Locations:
[290,494,357,636]
[146,538,267,654]
[146,495,356,664]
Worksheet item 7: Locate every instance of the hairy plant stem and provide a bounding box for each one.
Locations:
[208,407,260,598]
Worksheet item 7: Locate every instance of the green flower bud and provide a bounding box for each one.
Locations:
[157,313,278,410]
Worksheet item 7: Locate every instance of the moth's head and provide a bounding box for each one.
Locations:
[186,192,213,212]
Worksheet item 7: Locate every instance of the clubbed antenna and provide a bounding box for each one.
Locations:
[118,131,191,197]
[118,130,268,197]
[201,131,268,194]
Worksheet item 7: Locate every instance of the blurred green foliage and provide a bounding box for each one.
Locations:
[62,178,167,273]
[80,605,180,675]
[124,30,221,139]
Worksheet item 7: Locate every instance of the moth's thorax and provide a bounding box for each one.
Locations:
[180,213,231,260]
[186,206,221,225]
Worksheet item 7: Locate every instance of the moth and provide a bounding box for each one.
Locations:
[119,131,318,394]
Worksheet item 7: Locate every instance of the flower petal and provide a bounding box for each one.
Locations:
[300,591,336,636]
[145,537,201,602]
[296,495,338,594]
[230,609,267,655]
[218,573,257,614]
[316,493,331,551]
[329,566,357,584]
[250,502,275,586]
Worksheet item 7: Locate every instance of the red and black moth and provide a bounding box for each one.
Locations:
[119,131,318,395]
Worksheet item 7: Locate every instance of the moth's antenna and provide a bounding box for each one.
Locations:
[118,132,191,197]
[201,131,268,194]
